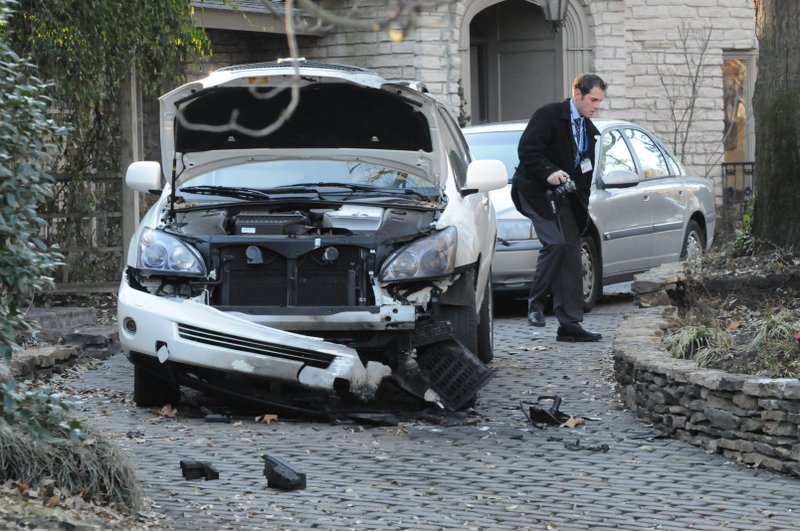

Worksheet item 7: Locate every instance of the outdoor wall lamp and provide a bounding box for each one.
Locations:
[544,0,569,31]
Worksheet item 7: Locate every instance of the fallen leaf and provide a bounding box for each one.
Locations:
[255,413,278,424]
[727,320,741,330]
[12,481,29,493]
[559,416,585,429]
[544,521,559,529]
[158,404,177,417]
[43,495,61,508]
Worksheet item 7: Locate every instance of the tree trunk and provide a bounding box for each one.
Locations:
[751,0,800,248]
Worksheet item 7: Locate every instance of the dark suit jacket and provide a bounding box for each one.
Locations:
[511,99,599,228]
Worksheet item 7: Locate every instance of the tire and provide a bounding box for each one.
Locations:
[440,273,479,362]
[133,365,181,407]
[580,236,601,312]
[680,219,704,261]
[476,273,494,364]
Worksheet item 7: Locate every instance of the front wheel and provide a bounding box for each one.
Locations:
[580,236,601,312]
[133,366,181,407]
[476,272,494,364]
[440,269,480,362]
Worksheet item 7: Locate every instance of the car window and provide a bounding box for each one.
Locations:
[598,129,636,176]
[438,107,470,187]
[663,149,683,176]
[464,130,522,180]
[625,128,670,179]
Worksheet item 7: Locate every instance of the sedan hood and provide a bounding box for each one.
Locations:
[159,62,441,187]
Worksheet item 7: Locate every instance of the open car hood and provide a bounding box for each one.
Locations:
[159,62,441,187]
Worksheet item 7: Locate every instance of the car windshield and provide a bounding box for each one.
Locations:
[177,159,440,199]
[464,130,522,181]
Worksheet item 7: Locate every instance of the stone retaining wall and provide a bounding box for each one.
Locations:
[613,266,800,478]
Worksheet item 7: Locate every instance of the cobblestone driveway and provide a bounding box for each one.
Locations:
[69,292,800,530]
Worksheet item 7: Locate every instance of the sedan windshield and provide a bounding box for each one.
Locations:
[464,130,522,181]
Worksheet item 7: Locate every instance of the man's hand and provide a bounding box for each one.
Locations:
[547,170,569,186]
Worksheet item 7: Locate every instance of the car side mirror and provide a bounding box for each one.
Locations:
[598,168,640,189]
[126,161,163,194]
[462,159,508,195]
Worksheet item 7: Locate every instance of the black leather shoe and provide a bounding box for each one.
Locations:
[527,310,545,327]
[556,326,602,342]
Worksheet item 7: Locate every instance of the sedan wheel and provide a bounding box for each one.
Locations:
[580,236,600,312]
[681,220,704,261]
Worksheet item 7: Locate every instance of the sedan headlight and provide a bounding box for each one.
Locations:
[496,219,534,242]
[380,227,457,281]
[137,228,206,275]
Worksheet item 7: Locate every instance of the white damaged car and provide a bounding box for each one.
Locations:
[119,60,507,414]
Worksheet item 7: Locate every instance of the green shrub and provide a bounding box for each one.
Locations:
[0,9,65,361]
[1,1,142,510]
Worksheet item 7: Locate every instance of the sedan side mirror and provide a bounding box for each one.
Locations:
[463,159,508,195]
[598,168,640,189]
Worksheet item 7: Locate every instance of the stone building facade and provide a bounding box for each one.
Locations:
[177,0,757,202]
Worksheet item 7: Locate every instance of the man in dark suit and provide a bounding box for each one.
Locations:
[511,73,606,342]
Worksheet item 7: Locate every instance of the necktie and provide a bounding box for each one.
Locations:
[573,117,583,167]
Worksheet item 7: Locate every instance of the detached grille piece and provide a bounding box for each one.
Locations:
[416,339,492,411]
[177,323,335,368]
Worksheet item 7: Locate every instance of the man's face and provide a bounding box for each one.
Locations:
[573,87,605,118]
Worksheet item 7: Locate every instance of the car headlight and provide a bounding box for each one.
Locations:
[137,228,206,275]
[380,226,457,281]
[496,219,534,242]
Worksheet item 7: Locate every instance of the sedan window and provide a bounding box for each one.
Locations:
[599,129,636,175]
[625,129,670,179]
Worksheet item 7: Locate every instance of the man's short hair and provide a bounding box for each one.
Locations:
[573,74,607,95]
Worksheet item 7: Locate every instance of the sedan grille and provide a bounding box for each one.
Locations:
[177,323,335,368]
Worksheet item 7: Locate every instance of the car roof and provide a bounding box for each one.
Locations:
[462,118,639,134]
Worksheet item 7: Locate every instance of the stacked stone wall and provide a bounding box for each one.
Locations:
[615,267,800,478]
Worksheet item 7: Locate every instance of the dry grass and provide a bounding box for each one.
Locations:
[666,248,800,377]
[0,422,143,511]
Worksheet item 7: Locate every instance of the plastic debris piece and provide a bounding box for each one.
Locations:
[262,454,307,491]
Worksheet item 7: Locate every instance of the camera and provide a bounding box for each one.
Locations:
[546,176,576,214]
[551,176,576,198]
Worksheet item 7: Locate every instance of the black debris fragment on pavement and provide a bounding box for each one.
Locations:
[521,395,572,426]
[262,454,307,491]
[180,459,220,480]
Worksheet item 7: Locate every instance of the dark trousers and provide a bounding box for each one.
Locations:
[516,193,583,327]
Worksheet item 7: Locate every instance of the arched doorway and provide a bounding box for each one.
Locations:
[460,0,591,125]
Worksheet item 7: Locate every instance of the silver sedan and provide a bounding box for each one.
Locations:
[463,119,716,309]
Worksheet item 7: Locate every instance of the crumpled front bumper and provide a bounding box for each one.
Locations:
[117,282,391,397]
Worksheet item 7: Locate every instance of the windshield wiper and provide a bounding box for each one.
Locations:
[179,185,272,201]
[292,182,435,202]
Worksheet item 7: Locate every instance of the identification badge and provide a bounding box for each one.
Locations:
[580,158,593,173]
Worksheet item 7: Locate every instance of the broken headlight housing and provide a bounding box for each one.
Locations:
[136,228,206,275]
[379,226,457,281]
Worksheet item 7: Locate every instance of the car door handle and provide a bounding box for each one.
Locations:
[482,197,490,206]
[643,194,650,201]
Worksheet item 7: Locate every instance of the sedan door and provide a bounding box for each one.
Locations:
[590,128,654,277]
[623,128,688,267]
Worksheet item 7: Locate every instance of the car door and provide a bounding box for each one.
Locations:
[624,128,687,267]
[590,127,654,277]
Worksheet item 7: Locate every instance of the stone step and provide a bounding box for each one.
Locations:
[7,308,120,381]
[23,307,98,341]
